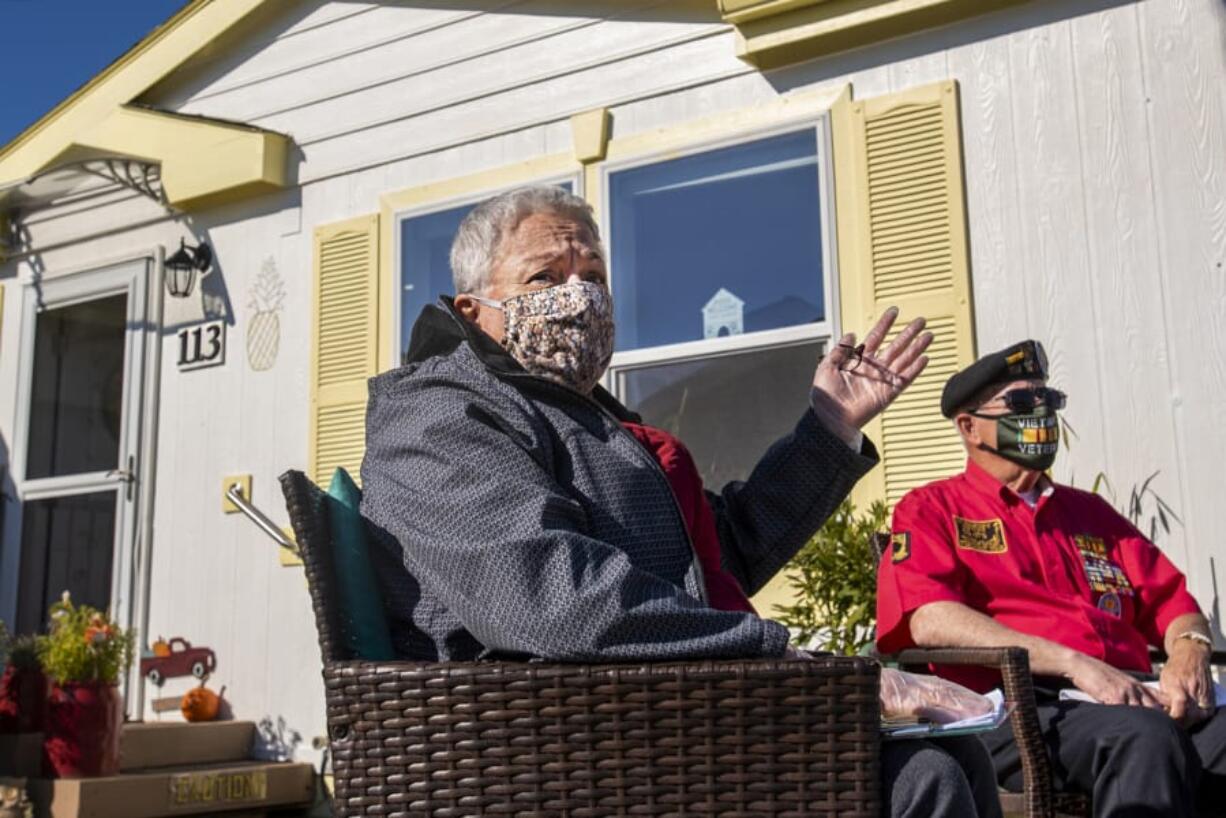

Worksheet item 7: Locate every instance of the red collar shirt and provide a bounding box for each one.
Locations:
[876,461,1202,691]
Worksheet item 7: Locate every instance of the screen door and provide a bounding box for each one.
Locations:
[4,260,149,637]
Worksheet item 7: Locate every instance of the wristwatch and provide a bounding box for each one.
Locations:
[1175,630,1214,649]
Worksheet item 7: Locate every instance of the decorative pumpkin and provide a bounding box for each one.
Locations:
[180,685,224,722]
[151,637,171,657]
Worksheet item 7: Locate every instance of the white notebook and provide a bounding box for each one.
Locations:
[1058,681,1226,707]
[883,690,1012,739]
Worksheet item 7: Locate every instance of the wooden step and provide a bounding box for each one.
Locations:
[120,721,255,771]
[28,759,314,818]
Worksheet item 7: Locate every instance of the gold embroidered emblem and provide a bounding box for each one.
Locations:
[891,532,911,564]
[954,517,1008,554]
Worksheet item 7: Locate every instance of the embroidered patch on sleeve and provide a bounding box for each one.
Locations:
[954,517,1008,554]
[891,532,912,563]
[1075,534,1134,595]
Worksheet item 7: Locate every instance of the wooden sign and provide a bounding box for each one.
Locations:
[176,319,226,371]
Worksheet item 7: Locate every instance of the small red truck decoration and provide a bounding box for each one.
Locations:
[140,637,216,686]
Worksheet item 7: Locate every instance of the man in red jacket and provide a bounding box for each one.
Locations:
[876,339,1225,816]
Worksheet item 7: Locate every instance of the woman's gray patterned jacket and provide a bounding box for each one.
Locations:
[359,299,880,662]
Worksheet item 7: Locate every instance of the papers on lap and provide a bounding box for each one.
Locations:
[883,690,1012,740]
[1058,681,1226,707]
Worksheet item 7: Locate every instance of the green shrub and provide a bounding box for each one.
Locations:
[772,500,888,655]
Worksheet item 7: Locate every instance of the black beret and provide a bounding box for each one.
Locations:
[940,340,1049,418]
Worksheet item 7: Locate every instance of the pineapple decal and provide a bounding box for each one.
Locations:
[247,257,285,372]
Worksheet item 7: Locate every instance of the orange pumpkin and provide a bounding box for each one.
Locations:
[152,637,170,657]
[180,685,223,722]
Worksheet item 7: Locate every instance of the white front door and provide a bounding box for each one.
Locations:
[1,259,150,660]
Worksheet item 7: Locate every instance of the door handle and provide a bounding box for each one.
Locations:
[106,456,137,501]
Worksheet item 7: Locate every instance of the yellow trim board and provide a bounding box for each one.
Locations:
[70,106,290,210]
[726,0,1034,69]
[719,0,829,25]
[378,152,581,372]
[590,81,846,227]
[601,83,846,165]
[571,108,611,164]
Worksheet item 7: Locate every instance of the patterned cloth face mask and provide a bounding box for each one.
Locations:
[471,280,615,394]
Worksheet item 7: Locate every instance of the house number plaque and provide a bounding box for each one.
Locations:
[177,319,226,371]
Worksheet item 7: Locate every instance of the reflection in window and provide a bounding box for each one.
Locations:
[16,491,116,634]
[619,340,822,489]
[398,182,573,364]
[608,129,826,352]
[26,294,127,479]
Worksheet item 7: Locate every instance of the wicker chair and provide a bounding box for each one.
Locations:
[281,469,884,816]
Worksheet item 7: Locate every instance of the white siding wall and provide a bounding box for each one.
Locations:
[1,0,1223,759]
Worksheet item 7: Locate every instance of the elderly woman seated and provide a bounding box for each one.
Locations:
[360,186,1002,818]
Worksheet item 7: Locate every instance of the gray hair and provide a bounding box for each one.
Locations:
[450,186,603,295]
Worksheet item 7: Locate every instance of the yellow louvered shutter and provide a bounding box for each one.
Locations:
[309,214,380,487]
[832,80,976,508]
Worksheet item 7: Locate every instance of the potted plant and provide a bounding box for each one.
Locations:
[0,624,47,734]
[36,594,134,778]
[773,500,889,655]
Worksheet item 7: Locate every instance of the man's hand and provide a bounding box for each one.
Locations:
[1066,653,1167,710]
[1159,640,1214,727]
[810,307,933,439]
[879,667,994,724]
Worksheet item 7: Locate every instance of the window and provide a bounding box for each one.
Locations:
[396,181,574,364]
[604,124,836,486]
[607,129,828,352]
[614,340,823,489]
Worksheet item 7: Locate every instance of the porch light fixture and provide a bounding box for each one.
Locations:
[164,239,214,298]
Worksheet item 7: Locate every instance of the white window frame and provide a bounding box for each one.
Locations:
[390,172,584,362]
[598,114,841,398]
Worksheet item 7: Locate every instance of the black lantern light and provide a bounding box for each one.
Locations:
[165,239,214,298]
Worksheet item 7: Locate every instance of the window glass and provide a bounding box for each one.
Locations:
[26,294,127,479]
[399,182,573,364]
[608,129,825,352]
[16,491,116,634]
[619,340,822,489]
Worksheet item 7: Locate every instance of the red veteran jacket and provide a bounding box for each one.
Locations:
[876,460,1201,692]
[622,422,757,615]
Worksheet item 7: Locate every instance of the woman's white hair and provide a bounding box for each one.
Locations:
[450,186,603,295]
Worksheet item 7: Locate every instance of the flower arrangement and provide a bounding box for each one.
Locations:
[36,594,134,686]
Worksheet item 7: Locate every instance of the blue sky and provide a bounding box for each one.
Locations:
[1,0,187,147]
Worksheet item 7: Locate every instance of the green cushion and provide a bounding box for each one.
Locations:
[326,468,396,661]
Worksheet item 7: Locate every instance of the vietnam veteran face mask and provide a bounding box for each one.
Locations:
[472,280,615,395]
[971,405,1061,471]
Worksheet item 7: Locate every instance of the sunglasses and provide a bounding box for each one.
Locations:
[977,386,1067,413]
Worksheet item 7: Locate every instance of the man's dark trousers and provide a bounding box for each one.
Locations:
[983,699,1226,817]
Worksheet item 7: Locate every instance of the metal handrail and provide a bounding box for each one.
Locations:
[226,482,297,552]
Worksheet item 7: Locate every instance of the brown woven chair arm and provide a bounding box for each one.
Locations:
[887,647,1054,818]
[322,655,883,817]
[892,646,1027,671]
